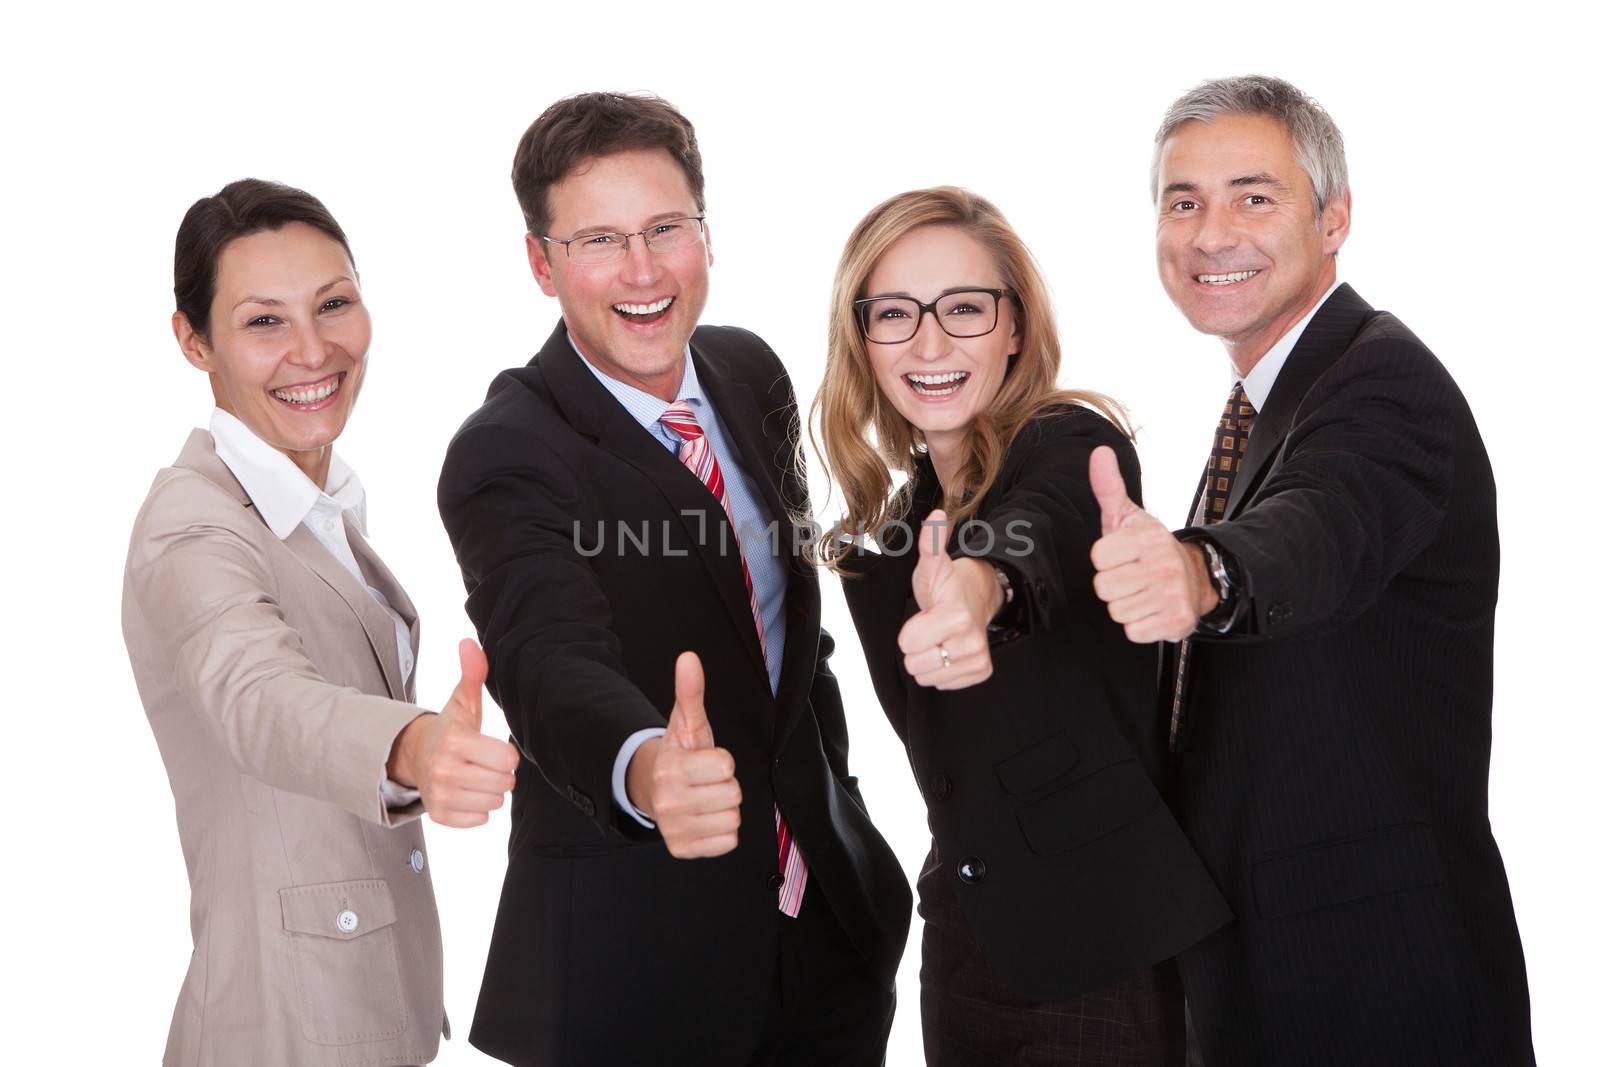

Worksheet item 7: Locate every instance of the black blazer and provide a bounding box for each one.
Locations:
[1173,284,1534,1066]
[437,323,911,1066]
[840,409,1231,1002]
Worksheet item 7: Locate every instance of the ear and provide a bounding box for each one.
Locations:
[703,220,714,269]
[173,311,212,373]
[526,232,559,297]
[1321,187,1352,257]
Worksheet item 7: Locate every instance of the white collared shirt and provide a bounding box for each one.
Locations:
[1237,281,1341,409]
[209,408,419,807]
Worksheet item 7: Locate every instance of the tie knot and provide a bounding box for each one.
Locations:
[660,401,704,441]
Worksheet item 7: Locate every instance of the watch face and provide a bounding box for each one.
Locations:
[1204,542,1230,597]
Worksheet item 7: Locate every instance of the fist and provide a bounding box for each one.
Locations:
[390,639,521,828]
[627,652,742,859]
[897,509,996,690]
[1087,446,1217,643]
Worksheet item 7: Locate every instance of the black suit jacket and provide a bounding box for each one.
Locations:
[841,409,1231,1002]
[437,323,911,1066]
[1172,284,1534,1066]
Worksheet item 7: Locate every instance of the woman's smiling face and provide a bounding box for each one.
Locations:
[184,222,369,476]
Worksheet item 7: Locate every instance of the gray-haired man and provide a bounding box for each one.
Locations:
[1088,75,1535,1066]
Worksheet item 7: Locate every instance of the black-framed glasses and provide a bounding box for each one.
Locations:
[540,215,707,264]
[853,287,1018,344]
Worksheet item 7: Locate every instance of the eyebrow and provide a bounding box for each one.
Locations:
[1229,173,1290,192]
[864,285,1000,300]
[1161,173,1291,199]
[569,211,698,237]
[233,276,354,311]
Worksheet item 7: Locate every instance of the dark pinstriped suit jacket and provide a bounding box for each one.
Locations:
[1169,284,1534,1066]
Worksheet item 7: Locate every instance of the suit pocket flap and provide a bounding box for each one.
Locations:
[1016,759,1158,856]
[993,729,1081,795]
[279,879,398,940]
[1251,823,1445,919]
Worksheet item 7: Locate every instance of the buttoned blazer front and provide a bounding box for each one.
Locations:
[1169,285,1534,1067]
[437,323,912,1066]
[840,409,1232,1001]
[123,430,447,1067]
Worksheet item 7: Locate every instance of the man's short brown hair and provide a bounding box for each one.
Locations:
[512,91,705,238]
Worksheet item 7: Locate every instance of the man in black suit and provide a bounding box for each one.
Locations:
[437,92,910,1067]
[1088,76,1534,1066]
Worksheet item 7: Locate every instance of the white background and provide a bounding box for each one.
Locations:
[4,2,1594,1063]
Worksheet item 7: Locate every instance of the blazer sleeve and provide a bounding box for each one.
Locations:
[124,472,424,827]
[949,408,1141,634]
[1189,337,1456,641]
[437,420,665,837]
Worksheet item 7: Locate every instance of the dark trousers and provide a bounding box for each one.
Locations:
[751,880,897,1067]
[918,855,1185,1067]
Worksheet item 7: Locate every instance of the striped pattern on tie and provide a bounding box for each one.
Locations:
[660,401,808,917]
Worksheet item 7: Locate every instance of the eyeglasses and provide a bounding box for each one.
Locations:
[854,287,1018,344]
[540,215,707,264]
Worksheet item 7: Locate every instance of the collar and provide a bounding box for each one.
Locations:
[566,334,704,431]
[1238,279,1341,410]
[208,408,366,541]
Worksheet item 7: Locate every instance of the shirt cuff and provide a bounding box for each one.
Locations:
[379,778,422,810]
[612,727,667,828]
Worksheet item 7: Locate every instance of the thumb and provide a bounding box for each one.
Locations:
[664,651,713,751]
[919,508,953,563]
[442,638,487,732]
[1088,445,1142,535]
[914,509,955,609]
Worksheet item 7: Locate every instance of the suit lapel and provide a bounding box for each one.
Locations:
[347,523,419,700]
[538,323,769,679]
[285,526,407,701]
[1224,283,1374,520]
[176,429,409,701]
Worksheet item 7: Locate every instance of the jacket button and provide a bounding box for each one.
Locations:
[929,773,952,802]
[957,857,986,884]
[767,872,785,891]
[335,909,360,935]
[409,848,426,874]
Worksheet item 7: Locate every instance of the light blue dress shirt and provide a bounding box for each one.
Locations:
[568,337,788,825]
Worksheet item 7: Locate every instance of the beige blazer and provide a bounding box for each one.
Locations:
[123,430,446,1067]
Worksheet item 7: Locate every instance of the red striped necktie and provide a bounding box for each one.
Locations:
[660,401,808,917]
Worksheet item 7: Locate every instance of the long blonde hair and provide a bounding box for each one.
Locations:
[809,186,1130,568]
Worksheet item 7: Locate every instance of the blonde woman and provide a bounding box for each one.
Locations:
[813,187,1230,1066]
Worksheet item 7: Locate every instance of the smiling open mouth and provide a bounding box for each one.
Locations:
[270,372,344,407]
[613,296,674,324]
[1196,270,1260,285]
[905,371,970,397]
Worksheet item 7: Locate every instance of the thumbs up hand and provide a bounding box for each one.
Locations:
[1087,445,1219,643]
[626,652,742,859]
[897,509,1000,691]
[388,639,521,828]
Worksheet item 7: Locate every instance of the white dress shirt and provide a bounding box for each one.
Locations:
[209,408,420,808]
[1236,281,1341,409]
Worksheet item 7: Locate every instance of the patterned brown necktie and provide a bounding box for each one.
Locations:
[1168,382,1256,753]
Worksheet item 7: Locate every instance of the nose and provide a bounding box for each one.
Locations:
[907,309,951,362]
[287,319,332,371]
[618,233,664,287]
[1193,206,1239,257]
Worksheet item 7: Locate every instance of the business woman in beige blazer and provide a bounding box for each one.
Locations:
[123,179,519,1066]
